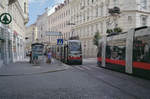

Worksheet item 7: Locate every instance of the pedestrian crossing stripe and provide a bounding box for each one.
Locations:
[76,66,85,70]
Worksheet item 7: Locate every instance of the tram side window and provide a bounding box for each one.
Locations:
[106,40,126,60]
[133,36,150,63]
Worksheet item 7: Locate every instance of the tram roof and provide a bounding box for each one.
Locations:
[100,26,150,42]
[31,43,44,46]
[68,40,81,42]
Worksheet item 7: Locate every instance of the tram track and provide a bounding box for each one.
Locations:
[73,65,145,99]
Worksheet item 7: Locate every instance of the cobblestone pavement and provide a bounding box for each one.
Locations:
[0,58,150,99]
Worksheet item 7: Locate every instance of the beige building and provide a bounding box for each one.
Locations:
[25,24,37,50]
[35,0,71,46]
[0,0,29,66]
[9,0,29,62]
[48,0,71,45]
[34,0,150,58]
[70,0,150,58]
[36,11,49,44]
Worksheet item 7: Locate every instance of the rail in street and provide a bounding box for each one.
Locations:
[0,58,149,99]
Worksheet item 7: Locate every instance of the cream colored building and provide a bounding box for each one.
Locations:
[70,0,150,58]
[47,0,71,45]
[0,0,29,66]
[36,11,49,44]
[9,0,29,62]
[0,0,9,67]
[25,24,37,51]
[35,0,71,46]
[34,0,150,58]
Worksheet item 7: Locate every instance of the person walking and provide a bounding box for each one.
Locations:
[29,51,32,63]
[47,50,52,64]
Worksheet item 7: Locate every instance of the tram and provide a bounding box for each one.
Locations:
[31,43,44,64]
[64,40,82,65]
[51,40,82,65]
[97,26,150,79]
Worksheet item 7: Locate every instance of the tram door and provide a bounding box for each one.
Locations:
[105,39,126,72]
[133,33,150,78]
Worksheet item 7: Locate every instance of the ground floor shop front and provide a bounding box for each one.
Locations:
[0,26,13,67]
[0,26,25,67]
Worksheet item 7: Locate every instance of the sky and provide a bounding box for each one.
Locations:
[27,0,64,26]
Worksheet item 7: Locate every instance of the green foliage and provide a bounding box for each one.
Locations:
[114,27,122,33]
[106,27,122,34]
[106,29,113,34]
[93,31,101,47]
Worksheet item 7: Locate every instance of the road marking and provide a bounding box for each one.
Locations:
[33,66,41,68]
[82,66,91,71]
[90,66,100,69]
[76,66,85,70]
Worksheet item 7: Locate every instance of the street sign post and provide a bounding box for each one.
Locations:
[57,39,63,45]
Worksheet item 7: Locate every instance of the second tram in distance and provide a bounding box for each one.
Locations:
[51,40,82,65]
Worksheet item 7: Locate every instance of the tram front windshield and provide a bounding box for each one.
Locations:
[69,42,81,52]
[32,45,43,51]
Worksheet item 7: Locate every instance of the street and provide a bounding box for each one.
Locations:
[0,58,150,99]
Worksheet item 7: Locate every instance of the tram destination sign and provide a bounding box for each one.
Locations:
[45,31,63,36]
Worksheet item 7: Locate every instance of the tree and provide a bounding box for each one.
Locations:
[93,31,101,47]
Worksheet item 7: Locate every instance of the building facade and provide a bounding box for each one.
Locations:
[0,0,29,67]
[34,0,71,46]
[70,0,150,58]
[25,24,37,51]
[9,0,29,62]
[48,0,71,45]
[36,12,49,44]
[34,0,150,58]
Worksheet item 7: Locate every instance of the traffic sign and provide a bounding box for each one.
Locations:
[57,39,63,45]
[0,13,12,25]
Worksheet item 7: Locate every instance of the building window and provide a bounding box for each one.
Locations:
[141,15,148,26]
[92,0,94,3]
[101,6,103,16]
[96,6,98,17]
[114,0,117,6]
[87,0,90,5]
[24,2,27,13]
[101,22,103,33]
[128,16,132,24]
[141,0,147,9]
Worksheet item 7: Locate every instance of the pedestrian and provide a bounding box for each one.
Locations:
[29,51,32,63]
[47,50,52,64]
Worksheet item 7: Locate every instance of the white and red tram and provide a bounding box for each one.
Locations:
[97,26,150,79]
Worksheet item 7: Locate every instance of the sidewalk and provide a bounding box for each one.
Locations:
[0,59,69,76]
[83,58,97,64]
